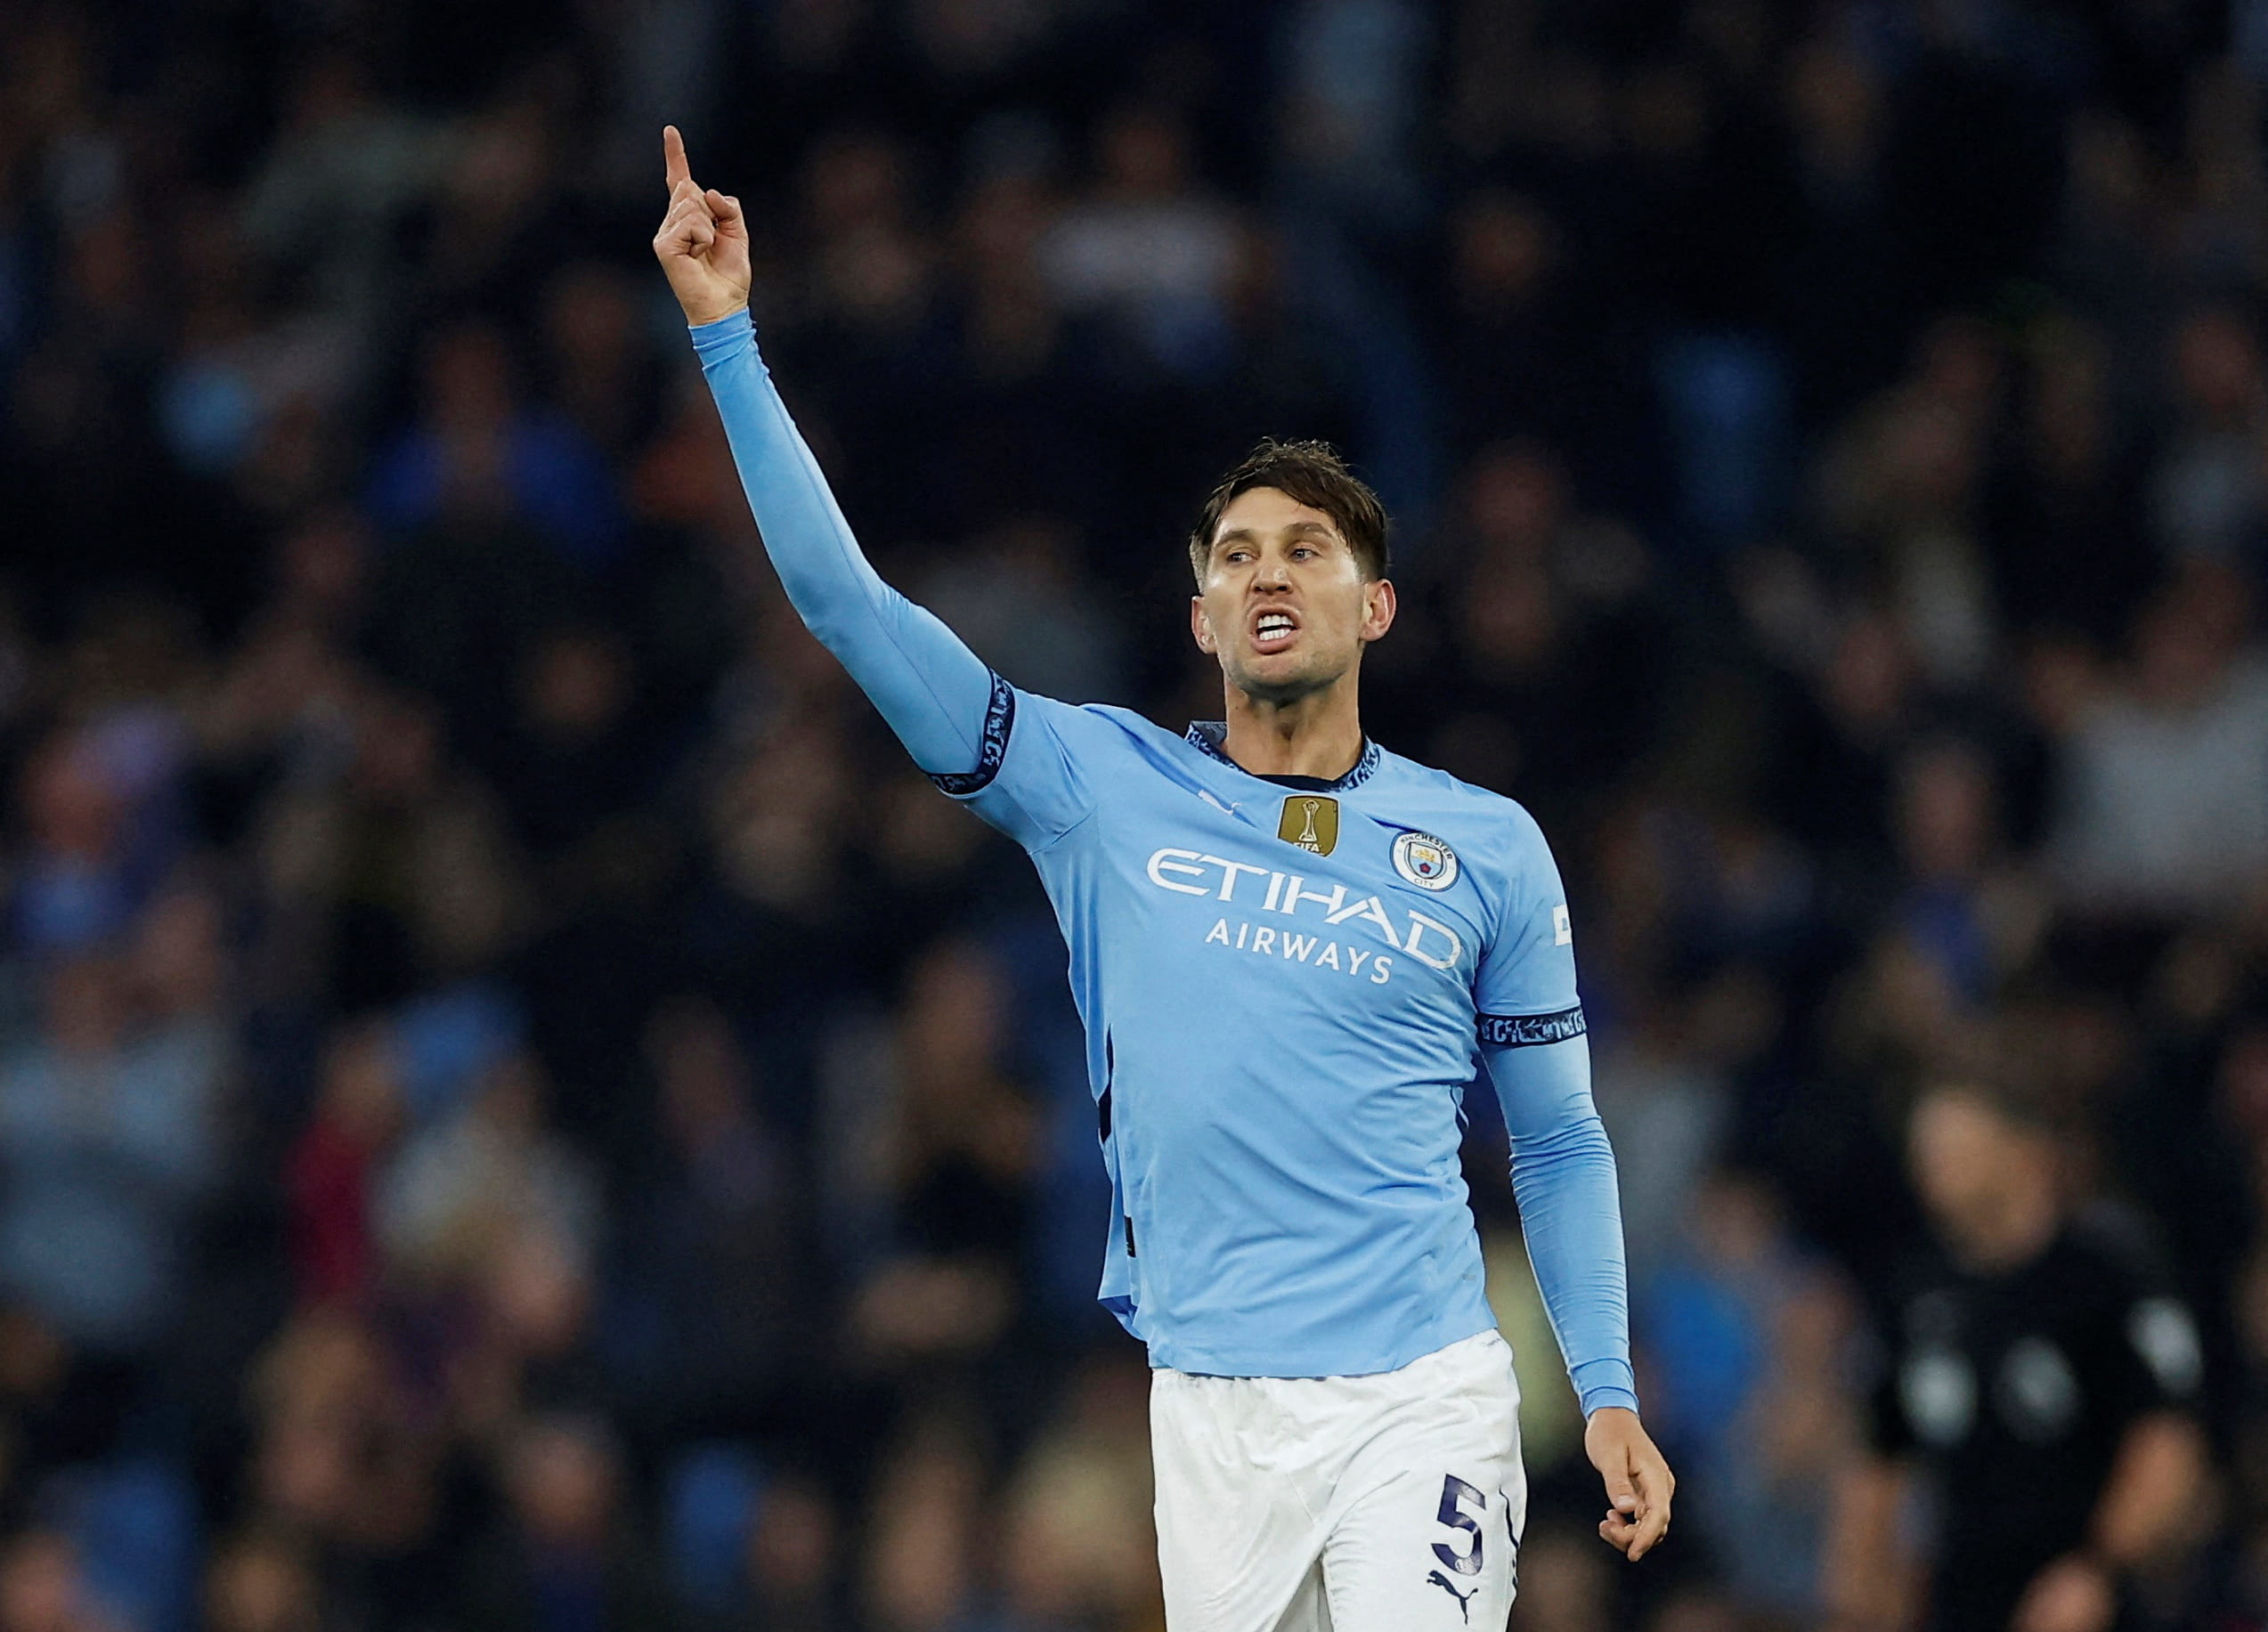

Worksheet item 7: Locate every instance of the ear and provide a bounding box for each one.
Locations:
[1360,578,1397,644]
[1191,594,1216,654]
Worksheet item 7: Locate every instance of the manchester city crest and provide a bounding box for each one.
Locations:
[1391,830,1459,890]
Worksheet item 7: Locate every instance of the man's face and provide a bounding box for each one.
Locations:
[1907,1091,2053,1254]
[1191,487,1394,704]
[1908,1093,2007,1236]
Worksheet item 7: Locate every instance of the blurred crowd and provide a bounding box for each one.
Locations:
[3,0,2268,1628]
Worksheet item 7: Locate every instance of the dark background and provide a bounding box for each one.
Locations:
[0,0,2263,1627]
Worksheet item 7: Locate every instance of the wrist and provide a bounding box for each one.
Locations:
[1571,1355,1638,1419]
[685,300,751,331]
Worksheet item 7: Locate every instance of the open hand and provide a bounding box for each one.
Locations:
[1587,1407,1675,1560]
[652,125,750,327]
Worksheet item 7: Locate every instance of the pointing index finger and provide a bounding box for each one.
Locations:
[663,125,692,193]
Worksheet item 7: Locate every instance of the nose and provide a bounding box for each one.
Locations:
[1254,559,1292,590]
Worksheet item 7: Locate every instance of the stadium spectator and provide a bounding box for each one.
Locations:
[2051,561,2268,919]
[0,954,221,1355]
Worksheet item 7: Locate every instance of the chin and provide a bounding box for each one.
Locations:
[1232,654,1340,703]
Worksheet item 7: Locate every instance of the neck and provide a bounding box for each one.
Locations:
[1220,673,1365,781]
[1947,1176,2060,1274]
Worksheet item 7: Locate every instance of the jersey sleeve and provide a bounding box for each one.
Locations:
[1475,805,1636,1417]
[1473,803,1579,1021]
[929,686,1100,850]
[692,312,1092,846]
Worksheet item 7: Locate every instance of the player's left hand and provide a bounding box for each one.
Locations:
[1587,1406,1674,1560]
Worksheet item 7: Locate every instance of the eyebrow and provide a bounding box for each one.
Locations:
[1213,520,1342,548]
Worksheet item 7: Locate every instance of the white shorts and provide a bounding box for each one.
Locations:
[1150,1329,1527,1632]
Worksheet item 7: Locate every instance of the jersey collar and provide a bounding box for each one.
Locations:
[1183,721,1381,792]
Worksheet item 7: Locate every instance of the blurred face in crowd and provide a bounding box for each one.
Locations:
[204,1533,318,1632]
[507,1418,616,1548]
[136,885,226,1018]
[0,1531,85,1632]
[1191,488,1394,707]
[1907,1088,2061,1269]
[2136,562,2248,707]
[1099,106,1189,199]
[745,1477,837,1599]
[22,736,121,862]
[2172,307,2263,421]
[316,1021,402,1146]
[42,957,129,1060]
[1896,742,1992,881]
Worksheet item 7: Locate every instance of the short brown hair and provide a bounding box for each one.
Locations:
[1187,439,1390,584]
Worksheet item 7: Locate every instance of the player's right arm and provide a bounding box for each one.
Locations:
[651,127,1085,840]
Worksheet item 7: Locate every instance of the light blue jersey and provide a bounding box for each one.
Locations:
[693,311,1638,1414]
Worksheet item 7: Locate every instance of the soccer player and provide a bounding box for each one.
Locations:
[654,126,1671,1628]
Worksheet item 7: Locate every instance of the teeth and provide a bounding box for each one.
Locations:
[1257,616,1294,637]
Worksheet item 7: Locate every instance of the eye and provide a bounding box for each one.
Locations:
[1291,545,1316,559]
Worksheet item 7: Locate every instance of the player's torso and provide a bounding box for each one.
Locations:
[1049,727,1500,1080]
[1028,722,1514,1344]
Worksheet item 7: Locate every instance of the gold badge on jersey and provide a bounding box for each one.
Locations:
[1278,795,1340,856]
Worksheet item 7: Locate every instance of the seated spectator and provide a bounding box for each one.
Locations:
[862,1417,987,1632]
[366,321,626,569]
[240,1309,455,1628]
[12,733,164,959]
[996,1357,1159,1629]
[284,1020,403,1308]
[374,1048,600,1291]
[0,1529,118,1632]
[200,1530,319,1632]
[2148,306,2265,566]
[0,954,221,1354]
[1888,737,2042,1007]
[252,687,526,1011]
[829,939,1041,1368]
[1041,104,1240,380]
[733,1474,843,1632]
[460,1414,676,1632]
[2052,561,2268,920]
[1639,1171,1859,1620]
[609,996,809,1441]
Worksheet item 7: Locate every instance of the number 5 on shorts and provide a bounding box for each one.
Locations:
[1433,1474,1486,1575]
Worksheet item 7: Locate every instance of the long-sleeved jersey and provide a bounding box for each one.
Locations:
[694,309,1637,1412]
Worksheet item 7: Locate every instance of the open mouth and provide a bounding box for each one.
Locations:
[1252,609,1300,653]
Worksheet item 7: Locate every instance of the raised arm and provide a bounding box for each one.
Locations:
[651,126,1001,781]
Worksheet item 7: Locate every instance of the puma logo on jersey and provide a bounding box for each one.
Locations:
[1426,1571,1476,1621]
